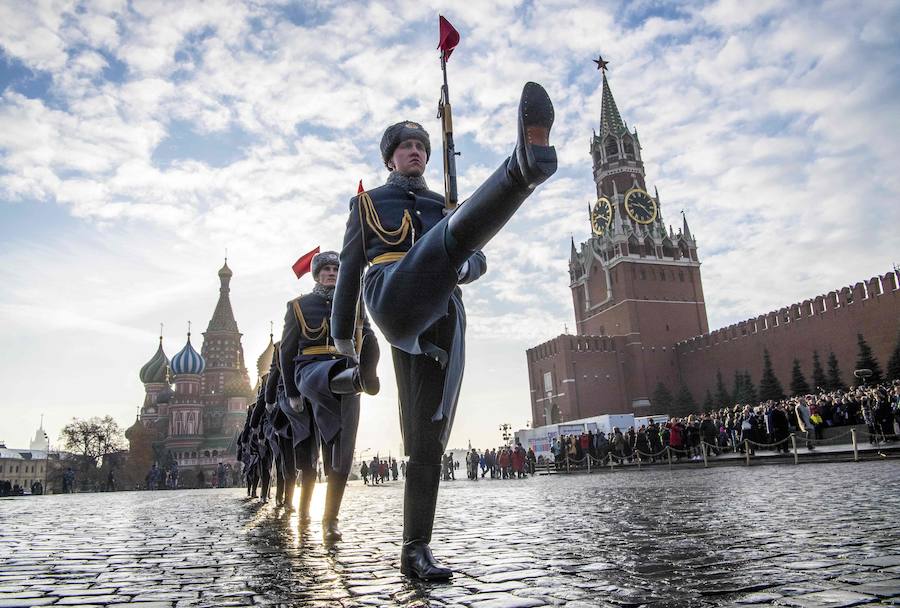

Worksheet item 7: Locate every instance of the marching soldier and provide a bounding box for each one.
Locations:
[238,404,260,498]
[249,379,274,502]
[331,82,556,579]
[279,250,380,541]
[263,342,291,507]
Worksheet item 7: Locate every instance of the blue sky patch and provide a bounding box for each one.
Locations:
[152,120,257,168]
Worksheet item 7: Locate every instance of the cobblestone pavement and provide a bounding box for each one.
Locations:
[2,461,899,608]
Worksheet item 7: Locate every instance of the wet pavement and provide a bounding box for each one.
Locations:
[1,460,899,607]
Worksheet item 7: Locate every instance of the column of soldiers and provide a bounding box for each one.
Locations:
[236,81,556,580]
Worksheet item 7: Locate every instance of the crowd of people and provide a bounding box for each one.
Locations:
[549,381,900,467]
[359,457,401,484]
[463,445,536,479]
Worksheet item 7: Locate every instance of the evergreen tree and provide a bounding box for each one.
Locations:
[758,349,786,402]
[826,351,847,391]
[652,382,674,412]
[714,370,731,408]
[811,350,827,392]
[703,389,715,412]
[789,358,811,396]
[732,371,745,405]
[674,382,697,415]
[743,371,758,405]
[887,330,900,382]
[854,333,884,385]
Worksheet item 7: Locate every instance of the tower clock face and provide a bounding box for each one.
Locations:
[590,197,613,235]
[624,188,658,224]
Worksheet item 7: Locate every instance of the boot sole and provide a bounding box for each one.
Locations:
[521,82,554,133]
[400,565,453,581]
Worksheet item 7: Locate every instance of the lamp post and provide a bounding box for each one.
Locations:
[854,368,873,387]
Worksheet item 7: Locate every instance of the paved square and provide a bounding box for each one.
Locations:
[1,461,899,607]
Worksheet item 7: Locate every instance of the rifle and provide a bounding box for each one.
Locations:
[437,51,459,209]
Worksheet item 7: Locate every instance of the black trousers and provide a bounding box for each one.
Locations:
[393,314,454,466]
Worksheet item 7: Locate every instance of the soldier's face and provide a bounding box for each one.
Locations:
[318,264,338,287]
[390,139,427,176]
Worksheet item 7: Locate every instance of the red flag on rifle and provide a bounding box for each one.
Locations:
[438,15,460,62]
[358,180,365,194]
[291,246,320,279]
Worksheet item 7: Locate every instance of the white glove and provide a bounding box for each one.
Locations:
[289,397,304,413]
[458,260,470,281]
[334,338,357,361]
[265,402,275,413]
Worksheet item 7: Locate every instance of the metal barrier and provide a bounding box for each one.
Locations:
[541,426,895,475]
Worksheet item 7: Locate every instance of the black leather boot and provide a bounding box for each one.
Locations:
[446,81,556,257]
[322,472,348,542]
[282,471,296,511]
[274,468,284,507]
[298,471,316,524]
[330,334,380,396]
[259,459,271,503]
[400,463,452,581]
[357,333,380,395]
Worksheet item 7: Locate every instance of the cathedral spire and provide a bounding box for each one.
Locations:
[207,259,239,333]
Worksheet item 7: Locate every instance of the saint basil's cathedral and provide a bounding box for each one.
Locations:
[127,261,273,474]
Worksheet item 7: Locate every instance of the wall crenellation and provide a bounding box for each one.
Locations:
[527,334,618,362]
[676,270,899,352]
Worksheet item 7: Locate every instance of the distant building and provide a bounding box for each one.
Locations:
[526,67,900,425]
[29,416,49,451]
[126,260,255,478]
[0,444,49,492]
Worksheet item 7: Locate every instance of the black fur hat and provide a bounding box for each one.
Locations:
[380,121,431,169]
[311,250,339,280]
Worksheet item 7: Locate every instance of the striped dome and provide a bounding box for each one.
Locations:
[171,334,206,375]
[139,338,169,384]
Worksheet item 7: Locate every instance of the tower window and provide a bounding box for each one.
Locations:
[623,137,635,156]
[605,137,618,158]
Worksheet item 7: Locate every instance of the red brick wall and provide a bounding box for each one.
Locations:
[675,271,900,401]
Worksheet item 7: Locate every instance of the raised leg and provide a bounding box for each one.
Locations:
[445,82,556,262]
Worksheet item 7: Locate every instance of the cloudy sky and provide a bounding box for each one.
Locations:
[2,0,898,455]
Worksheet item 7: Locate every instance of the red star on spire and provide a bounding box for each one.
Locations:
[593,55,609,72]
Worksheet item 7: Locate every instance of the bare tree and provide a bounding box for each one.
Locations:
[60,416,125,466]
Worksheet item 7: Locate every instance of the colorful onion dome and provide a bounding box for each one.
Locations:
[171,332,206,375]
[139,336,169,384]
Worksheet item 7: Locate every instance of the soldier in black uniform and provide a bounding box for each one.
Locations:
[331,82,556,579]
[249,379,274,502]
[279,251,379,541]
[263,342,291,507]
[238,404,260,498]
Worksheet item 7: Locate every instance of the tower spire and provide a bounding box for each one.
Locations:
[597,60,626,137]
[208,260,239,333]
[682,210,693,240]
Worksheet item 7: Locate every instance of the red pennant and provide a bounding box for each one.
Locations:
[357,180,364,194]
[438,16,460,62]
[291,246,320,279]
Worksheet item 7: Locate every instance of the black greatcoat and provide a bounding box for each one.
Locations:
[331,183,486,454]
[280,291,370,474]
